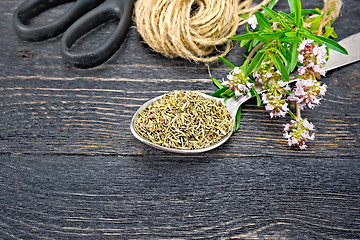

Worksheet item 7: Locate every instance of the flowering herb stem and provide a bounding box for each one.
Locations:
[212,0,347,150]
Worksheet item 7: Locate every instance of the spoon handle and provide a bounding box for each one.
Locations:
[324,32,360,72]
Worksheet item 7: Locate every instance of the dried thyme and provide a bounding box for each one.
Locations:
[134,91,234,150]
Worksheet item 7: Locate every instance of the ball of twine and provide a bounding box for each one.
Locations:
[134,0,274,63]
[134,0,342,63]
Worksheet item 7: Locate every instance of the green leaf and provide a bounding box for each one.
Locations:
[218,56,236,68]
[293,0,302,25]
[316,35,348,55]
[300,9,321,15]
[323,25,338,39]
[212,78,223,89]
[302,33,315,41]
[259,32,285,40]
[222,89,235,96]
[211,86,229,97]
[303,28,316,37]
[279,36,302,43]
[271,54,289,80]
[298,16,304,30]
[288,0,295,13]
[227,91,235,98]
[273,48,288,65]
[330,29,338,39]
[253,33,269,43]
[255,12,272,29]
[279,18,293,30]
[229,33,254,41]
[282,42,291,58]
[247,41,253,52]
[309,15,321,32]
[240,39,251,47]
[288,109,297,119]
[234,106,242,132]
[278,12,294,22]
[261,5,279,19]
[245,51,266,77]
[289,9,321,17]
[240,13,250,19]
[251,87,262,106]
[285,32,297,37]
[323,26,334,38]
[268,0,276,9]
[289,43,298,73]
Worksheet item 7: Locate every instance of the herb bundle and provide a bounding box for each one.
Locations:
[212,0,347,150]
[134,91,234,150]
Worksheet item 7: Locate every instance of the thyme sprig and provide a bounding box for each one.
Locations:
[212,0,348,150]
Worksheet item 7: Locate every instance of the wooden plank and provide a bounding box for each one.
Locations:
[0,154,359,239]
[0,0,359,239]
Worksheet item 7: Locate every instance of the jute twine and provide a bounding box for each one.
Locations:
[134,0,342,63]
[311,0,343,36]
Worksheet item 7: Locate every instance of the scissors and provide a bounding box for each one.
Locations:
[13,0,135,68]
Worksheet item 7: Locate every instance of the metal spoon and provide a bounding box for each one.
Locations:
[131,32,360,153]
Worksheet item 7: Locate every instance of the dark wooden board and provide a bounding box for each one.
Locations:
[1,0,359,239]
[1,154,359,239]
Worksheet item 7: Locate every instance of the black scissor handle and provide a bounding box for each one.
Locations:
[61,0,135,68]
[13,0,102,41]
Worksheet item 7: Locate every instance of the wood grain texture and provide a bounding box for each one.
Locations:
[0,0,359,239]
[1,155,359,239]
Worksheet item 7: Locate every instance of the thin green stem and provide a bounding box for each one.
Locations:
[288,109,297,119]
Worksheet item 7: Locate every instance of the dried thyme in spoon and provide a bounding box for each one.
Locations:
[133,91,234,150]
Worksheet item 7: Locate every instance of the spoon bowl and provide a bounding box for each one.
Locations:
[130,92,236,154]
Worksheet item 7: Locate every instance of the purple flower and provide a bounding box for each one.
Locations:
[262,93,288,118]
[278,81,291,91]
[272,22,279,30]
[248,15,258,29]
[283,118,316,150]
[296,39,327,80]
[233,67,241,74]
[222,68,252,97]
[297,39,313,51]
[287,79,327,109]
[253,72,261,79]
[227,74,234,80]
[302,119,315,131]
[264,72,273,78]
[320,83,327,95]
[298,54,304,63]
[265,103,274,111]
